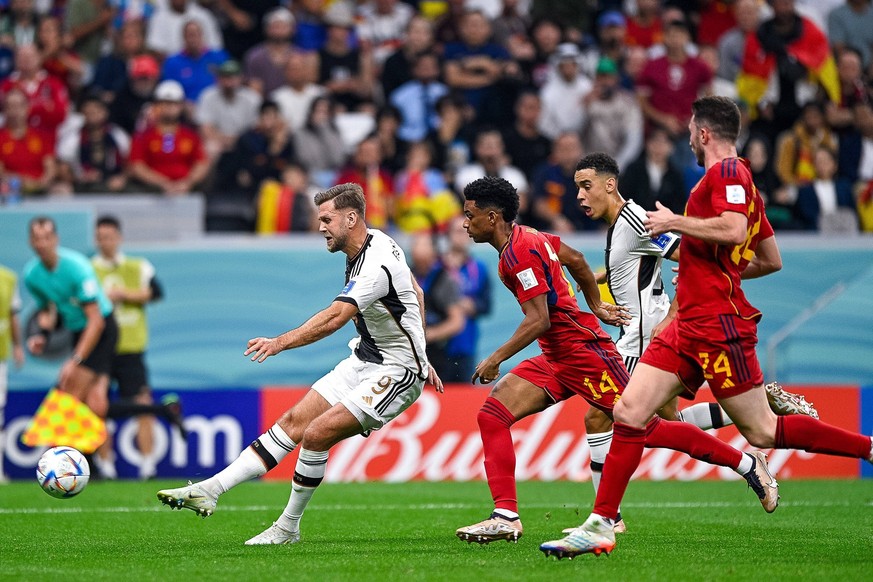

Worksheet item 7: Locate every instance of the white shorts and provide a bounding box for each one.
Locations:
[312,354,424,433]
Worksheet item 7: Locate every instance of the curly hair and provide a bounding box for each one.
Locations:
[575,152,620,177]
[462,176,519,222]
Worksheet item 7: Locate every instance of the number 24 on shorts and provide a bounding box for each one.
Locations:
[698,350,735,389]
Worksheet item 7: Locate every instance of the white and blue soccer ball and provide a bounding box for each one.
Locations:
[36,446,90,499]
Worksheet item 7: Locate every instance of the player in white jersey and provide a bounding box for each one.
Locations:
[158,183,442,545]
[575,153,817,427]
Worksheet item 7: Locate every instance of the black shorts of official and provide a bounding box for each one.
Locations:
[72,314,118,376]
[111,352,150,399]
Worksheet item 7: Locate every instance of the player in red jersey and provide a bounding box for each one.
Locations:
[455,176,781,546]
[540,96,873,560]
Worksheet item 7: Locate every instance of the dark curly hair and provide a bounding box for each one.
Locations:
[575,152,620,177]
[463,176,519,222]
[692,96,740,142]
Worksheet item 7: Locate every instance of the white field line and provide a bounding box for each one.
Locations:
[1,500,869,515]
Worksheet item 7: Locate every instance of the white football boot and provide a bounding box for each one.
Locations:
[244,522,300,545]
[156,481,218,517]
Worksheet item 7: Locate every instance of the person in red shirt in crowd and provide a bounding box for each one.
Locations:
[625,0,664,49]
[128,80,211,195]
[36,15,85,93]
[636,17,712,164]
[539,95,873,560]
[0,87,57,194]
[0,43,69,137]
[335,135,395,229]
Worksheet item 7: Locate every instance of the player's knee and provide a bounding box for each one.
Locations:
[300,423,331,451]
[477,401,512,429]
[741,429,776,449]
[613,399,647,428]
[584,407,613,433]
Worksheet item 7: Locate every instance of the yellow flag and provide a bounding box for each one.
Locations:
[21,388,107,454]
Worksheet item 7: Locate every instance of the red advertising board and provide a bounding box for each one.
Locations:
[260,385,861,482]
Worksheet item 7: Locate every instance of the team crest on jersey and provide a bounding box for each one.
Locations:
[341,280,356,294]
[516,268,538,290]
[726,185,745,204]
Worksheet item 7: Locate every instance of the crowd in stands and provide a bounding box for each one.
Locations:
[0,0,871,234]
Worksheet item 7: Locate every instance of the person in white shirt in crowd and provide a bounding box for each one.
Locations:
[357,0,415,68]
[146,0,223,58]
[271,51,326,132]
[196,60,262,159]
[538,43,592,140]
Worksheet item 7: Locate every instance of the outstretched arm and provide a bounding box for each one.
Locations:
[645,201,747,246]
[558,242,629,327]
[245,300,358,363]
[472,293,550,384]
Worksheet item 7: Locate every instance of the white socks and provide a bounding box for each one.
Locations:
[586,430,613,494]
[736,452,754,476]
[204,423,296,496]
[679,403,734,430]
[275,448,329,533]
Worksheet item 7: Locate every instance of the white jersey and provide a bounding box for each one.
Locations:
[335,229,429,378]
[605,200,680,361]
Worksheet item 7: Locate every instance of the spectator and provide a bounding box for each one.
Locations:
[108,54,159,135]
[316,1,374,112]
[795,146,859,232]
[146,0,223,58]
[443,9,514,124]
[491,0,531,58]
[162,20,230,103]
[36,15,84,94]
[530,132,595,232]
[501,90,551,181]
[128,80,210,195]
[64,0,114,70]
[581,10,628,79]
[538,42,592,140]
[826,49,871,133]
[717,0,762,85]
[454,128,528,215]
[255,163,319,234]
[827,0,873,72]
[625,0,664,49]
[840,102,873,184]
[439,215,491,383]
[336,134,394,229]
[196,59,261,159]
[394,140,458,233]
[0,88,56,195]
[390,52,448,143]
[523,17,563,89]
[739,0,839,140]
[410,233,466,382]
[696,0,739,47]
[90,20,146,104]
[582,56,644,171]
[381,15,436,98]
[57,92,130,193]
[743,134,797,229]
[212,0,280,61]
[0,0,38,47]
[356,0,414,68]
[243,7,296,97]
[290,0,327,52]
[271,51,325,131]
[0,43,69,137]
[427,92,476,174]
[637,17,712,165]
[292,96,345,184]
[774,101,837,187]
[373,105,405,173]
[619,127,687,214]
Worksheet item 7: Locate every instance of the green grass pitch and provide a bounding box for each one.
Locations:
[2,478,871,581]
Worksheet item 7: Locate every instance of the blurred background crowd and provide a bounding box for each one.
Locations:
[0,0,872,235]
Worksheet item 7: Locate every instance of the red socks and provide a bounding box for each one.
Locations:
[477,397,518,513]
[645,416,744,469]
[775,415,872,458]
[593,422,646,520]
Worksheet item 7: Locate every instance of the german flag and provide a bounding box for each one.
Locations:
[737,17,840,114]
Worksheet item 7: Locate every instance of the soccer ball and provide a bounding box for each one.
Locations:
[36,446,90,499]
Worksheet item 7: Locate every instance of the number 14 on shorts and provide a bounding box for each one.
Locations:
[583,371,620,401]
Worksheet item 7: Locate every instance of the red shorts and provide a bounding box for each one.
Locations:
[510,339,628,414]
[640,315,763,400]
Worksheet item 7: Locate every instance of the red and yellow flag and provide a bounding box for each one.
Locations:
[21,388,107,454]
[737,17,840,113]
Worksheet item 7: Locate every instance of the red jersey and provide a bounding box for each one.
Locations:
[498,224,610,358]
[129,124,206,181]
[0,71,70,134]
[637,56,713,126]
[677,157,774,322]
[0,127,54,179]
